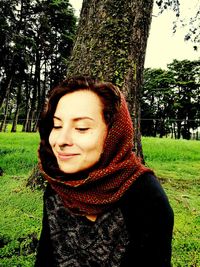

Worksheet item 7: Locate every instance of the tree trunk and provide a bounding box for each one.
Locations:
[0,91,10,132]
[11,86,21,132]
[153,119,158,137]
[0,58,15,110]
[22,107,31,132]
[177,121,182,139]
[173,122,177,139]
[0,73,13,132]
[32,53,41,132]
[0,82,8,110]
[68,0,154,157]
[22,66,33,132]
[11,105,20,132]
[29,48,40,132]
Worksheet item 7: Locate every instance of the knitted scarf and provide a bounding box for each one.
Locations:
[38,93,153,215]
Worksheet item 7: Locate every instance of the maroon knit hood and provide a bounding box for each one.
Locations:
[38,92,153,215]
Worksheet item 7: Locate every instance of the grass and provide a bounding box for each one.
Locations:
[0,132,199,266]
[0,132,39,176]
[0,132,42,266]
[142,137,200,266]
[142,137,200,180]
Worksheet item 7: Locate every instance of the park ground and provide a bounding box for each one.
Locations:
[0,132,199,266]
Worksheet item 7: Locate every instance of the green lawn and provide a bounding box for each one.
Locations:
[0,133,199,266]
[142,137,200,180]
[142,137,200,266]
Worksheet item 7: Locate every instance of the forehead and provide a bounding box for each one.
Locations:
[54,90,104,119]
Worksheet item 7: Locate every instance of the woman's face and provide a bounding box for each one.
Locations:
[49,90,108,174]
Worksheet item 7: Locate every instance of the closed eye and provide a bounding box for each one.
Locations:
[53,126,62,129]
[75,128,90,132]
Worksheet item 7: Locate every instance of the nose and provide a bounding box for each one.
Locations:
[56,128,73,147]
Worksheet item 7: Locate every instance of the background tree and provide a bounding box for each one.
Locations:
[67,0,154,157]
[141,68,175,137]
[1,0,200,140]
[67,0,200,154]
[141,59,200,139]
[168,59,200,139]
[0,0,76,132]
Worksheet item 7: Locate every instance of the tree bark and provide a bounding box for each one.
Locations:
[68,0,154,157]
[22,74,31,132]
[0,89,10,132]
[32,50,41,133]
[29,47,40,132]
[11,85,21,132]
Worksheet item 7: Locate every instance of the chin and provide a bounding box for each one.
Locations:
[59,167,79,174]
[58,159,100,174]
[59,164,96,175]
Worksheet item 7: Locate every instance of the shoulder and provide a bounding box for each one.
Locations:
[119,175,174,266]
[119,172,174,226]
[122,172,170,204]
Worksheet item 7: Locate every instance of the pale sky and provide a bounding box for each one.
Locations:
[69,0,200,69]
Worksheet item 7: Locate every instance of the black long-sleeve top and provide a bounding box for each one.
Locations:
[35,173,174,267]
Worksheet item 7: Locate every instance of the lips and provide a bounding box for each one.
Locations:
[57,152,80,160]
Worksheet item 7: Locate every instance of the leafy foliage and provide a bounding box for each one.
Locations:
[156,0,200,50]
[141,59,200,139]
[0,0,77,132]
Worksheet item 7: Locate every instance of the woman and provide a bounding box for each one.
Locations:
[35,76,174,267]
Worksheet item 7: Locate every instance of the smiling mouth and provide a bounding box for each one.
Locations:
[57,152,80,160]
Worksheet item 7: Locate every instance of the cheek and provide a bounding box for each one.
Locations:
[49,130,55,148]
[86,129,107,154]
[99,129,108,152]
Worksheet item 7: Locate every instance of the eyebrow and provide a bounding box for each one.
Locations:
[53,116,94,122]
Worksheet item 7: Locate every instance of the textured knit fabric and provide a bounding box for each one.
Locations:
[44,192,129,267]
[35,173,174,267]
[38,93,153,215]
